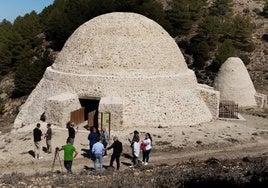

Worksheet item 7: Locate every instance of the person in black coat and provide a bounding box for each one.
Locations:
[66,121,77,145]
[33,123,43,159]
[106,136,123,170]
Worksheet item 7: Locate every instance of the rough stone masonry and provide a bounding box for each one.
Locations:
[14,12,219,129]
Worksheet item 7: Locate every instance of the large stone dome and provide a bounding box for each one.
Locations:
[14,12,218,129]
[52,12,187,75]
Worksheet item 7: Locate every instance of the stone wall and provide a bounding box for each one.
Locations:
[14,67,214,129]
[255,93,268,109]
[98,97,123,130]
[198,84,220,120]
[45,92,81,127]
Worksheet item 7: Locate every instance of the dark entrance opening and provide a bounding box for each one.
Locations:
[79,98,100,128]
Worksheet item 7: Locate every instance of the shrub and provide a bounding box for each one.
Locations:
[239,54,251,65]
[243,8,250,14]
[0,98,4,115]
[263,48,268,55]
[261,2,268,18]
[1,172,25,185]
[253,8,261,15]
[242,42,256,52]
[262,34,268,42]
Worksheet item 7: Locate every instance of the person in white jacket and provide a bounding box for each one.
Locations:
[130,137,140,167]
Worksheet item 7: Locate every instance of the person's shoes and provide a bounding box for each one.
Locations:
[38,156,43,159]
[144,162,148,165]
[142,161,145,165]
[129,165,134,168]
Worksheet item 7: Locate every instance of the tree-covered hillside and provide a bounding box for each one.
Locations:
[0,0,267,117]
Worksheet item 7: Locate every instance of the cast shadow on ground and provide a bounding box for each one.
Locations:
[122,153,133,167]
[84,165,95,171]
[81,148,91,158]
[28,150,35,158]
[122,153,133,159]
[84,125,90,131]
[84,165,110,172]
[122,162,132,167]
[42,146,48,153]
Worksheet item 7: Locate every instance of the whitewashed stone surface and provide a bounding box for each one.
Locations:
[14,12,218,129]
[214,57,257,107]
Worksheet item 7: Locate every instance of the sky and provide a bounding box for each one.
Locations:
[0,0,54,23]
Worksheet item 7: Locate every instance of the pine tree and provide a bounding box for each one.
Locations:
[166,0,206,36]
[230,15,255,52]
[13,11,43,48]
[209,39,236,72]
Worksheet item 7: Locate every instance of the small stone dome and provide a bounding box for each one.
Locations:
[214,57,257,107]
[52,12,187,76]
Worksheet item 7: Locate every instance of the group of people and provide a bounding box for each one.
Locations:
[128,130,153,167]
[32,122,152,174]
[33,123,52,159]
[87,126,123,172]
[32,122,79,173]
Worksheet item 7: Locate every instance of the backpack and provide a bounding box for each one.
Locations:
[140,142,146,151]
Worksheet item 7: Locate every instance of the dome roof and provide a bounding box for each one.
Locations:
[52,12,188,76]
[214,57,257,107]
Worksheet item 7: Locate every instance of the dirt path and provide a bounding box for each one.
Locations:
[0,113,267,176]
[151,141,268,165]
[1,139,268,176]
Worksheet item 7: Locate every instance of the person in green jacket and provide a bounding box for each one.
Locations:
[57,138,78,174]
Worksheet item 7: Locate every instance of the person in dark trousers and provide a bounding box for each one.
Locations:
[44,123,52,153]
[88,127,99,151]
[106,136,123,170]
[141,132,152,165]
[66,121,77,145]
[57,138,78,174]
[101,127,109,156]
[130,136,140,167]
[33,123,43,159]
[128,130,139,147]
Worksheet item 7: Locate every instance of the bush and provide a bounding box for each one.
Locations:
[253,8,261,15]
[262,34,268,42]
[1,172,25,185]
[208,60,222,72]
[263,49,268,55]
[239,54,251,65]
[261,2,268,18]
[0,98,4,115]
[243,8,250,14]
[240,42,256,52]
